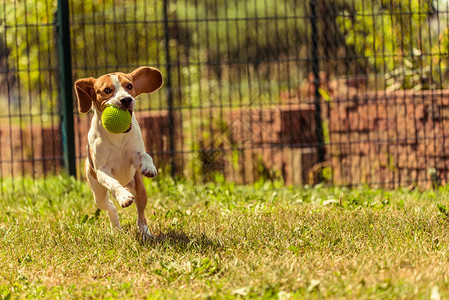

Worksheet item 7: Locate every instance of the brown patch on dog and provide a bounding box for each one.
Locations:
[74,67,163,114]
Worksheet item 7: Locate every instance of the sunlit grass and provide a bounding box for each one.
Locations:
[1,176,449,298]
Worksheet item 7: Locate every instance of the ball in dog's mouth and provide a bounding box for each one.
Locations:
[124,110,133,133]
[101,106,132,134]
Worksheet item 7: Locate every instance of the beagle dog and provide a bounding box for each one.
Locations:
[74,67,163,239]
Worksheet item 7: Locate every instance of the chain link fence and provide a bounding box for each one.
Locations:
[1,0,449,192]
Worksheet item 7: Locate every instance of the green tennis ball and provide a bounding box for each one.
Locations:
[101,106,132,134]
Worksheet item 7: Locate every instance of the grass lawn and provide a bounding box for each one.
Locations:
[1,176,449,299]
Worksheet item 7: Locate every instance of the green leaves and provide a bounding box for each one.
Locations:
[0,0,163,113]
[437,204,449,219]
[80,208,101,225]
[336,0,440,90]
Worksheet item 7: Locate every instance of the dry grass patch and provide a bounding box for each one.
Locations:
[1,177,449,298]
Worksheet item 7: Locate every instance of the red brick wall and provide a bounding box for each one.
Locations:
[0,126,63,176]
[1,110,172,177]
[5,90,446,189]
[222,105,319,185]
[329,90,449,188]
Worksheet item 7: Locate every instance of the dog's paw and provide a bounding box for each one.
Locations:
[141,163,158,178]
[139,224,153,241]
[116,188,135,208]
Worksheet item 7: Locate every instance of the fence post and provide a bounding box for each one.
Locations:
[56,0,76,177]
[310,0,325,165]
[163,0,177,177]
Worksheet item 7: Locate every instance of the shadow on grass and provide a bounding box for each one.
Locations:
[134,227,224,252]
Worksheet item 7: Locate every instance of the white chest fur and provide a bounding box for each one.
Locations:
[88,111,145,185]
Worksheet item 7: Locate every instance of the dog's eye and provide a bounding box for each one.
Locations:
[104,87,112,94]
[127,84,133,90]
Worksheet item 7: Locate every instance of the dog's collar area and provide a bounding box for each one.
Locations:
[124,110,133,133]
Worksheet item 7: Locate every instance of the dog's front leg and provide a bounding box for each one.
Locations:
[132,152,158,178]
[96,168,135,208]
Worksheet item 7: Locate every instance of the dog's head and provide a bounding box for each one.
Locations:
[74,66,163,114]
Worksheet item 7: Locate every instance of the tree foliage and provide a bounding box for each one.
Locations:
[0,0,163,111]
[336,0,447,90]
[174,0,308,66]
[1,0,449,113]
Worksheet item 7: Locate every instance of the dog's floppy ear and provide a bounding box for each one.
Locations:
[74,77,96,114]
[130,67,163,96]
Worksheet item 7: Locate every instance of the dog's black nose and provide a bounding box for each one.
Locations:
[120,97,133,107]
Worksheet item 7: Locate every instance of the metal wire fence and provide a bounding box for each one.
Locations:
[1,0,449,192]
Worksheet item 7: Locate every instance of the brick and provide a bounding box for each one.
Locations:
[329,89,449,188]
[225,105,317,146]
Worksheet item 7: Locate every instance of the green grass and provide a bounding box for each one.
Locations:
[1,176,449,299]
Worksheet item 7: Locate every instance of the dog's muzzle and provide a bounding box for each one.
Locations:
[120,97,133,108]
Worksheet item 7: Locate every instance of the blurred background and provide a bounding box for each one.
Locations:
[1,0,449,191]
